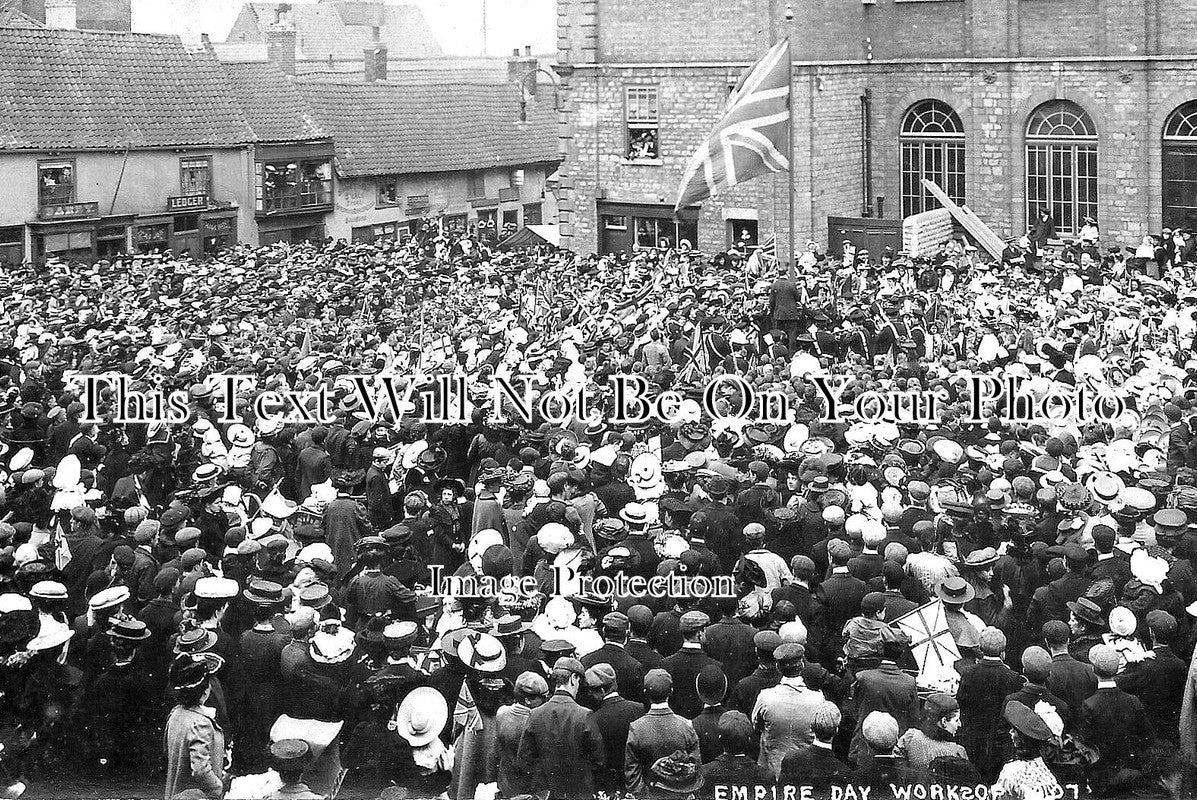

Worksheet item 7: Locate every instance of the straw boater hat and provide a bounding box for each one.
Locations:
[393,686,449,747]
[457,631,507,673]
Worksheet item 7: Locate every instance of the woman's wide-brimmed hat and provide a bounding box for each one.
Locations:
[392,686,448,747]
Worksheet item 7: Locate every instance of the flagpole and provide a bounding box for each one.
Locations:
[785,3,796,280]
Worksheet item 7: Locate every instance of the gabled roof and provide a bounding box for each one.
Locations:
[221,60,328,143]
[0,4,43,27]
[293,79,560,178]
[229,2,443,60]
[0,26,255,151]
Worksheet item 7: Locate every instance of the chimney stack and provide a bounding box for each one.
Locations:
[364,45,388,81]
[44,0,76,28]
[507,46,538,100]
[265,26,297,76]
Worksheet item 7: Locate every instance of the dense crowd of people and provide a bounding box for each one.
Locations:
[1,220,1197,800]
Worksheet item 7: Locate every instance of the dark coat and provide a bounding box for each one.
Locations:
[297,445,332,499]
[625,637,664,670]
[517,690,606,799]
[778,743,851,789]
[660,646,724,719]
[956,656,1025,780]
[1116,645,1186,742]
[816,570,869,661]
[769,277,803,321]
[691,703,727,764]
[1046,652,1097,717]
[588,693,645,792]
[582,642,646,703]
[729,666,780,715]
[702,617,758,687]
[699,753,774,796]
[1079,685,1156,772]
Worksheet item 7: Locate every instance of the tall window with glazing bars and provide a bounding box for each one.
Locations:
[1025,100,1098,235]
[900,100,965,217]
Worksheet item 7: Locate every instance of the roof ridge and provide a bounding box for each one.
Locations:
[0,24,185,42]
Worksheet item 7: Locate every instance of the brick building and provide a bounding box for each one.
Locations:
[555,0,1197,257]
[291,53,560,245]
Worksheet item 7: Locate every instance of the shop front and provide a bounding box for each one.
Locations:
[258,211,327,246]
[596,201,699,254]
[29,202,138,264]
[133,196,239,257]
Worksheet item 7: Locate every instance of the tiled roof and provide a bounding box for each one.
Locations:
[239,2,443,60]
[293,79,560,177]
[0,6,43,27]
[0,26,255,150]
[221,60,328,143]
[211,39,268,62]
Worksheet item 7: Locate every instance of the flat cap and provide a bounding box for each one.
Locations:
[773,642,806,663]
[753,630,782,652]
[827,538,851,560]
[602,611,629,633]
[584,663,617,688]
[515,671,549,696]
[679,610,710,634]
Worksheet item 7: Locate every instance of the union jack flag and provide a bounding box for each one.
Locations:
[892,599,961,678]
[674,39,792,212]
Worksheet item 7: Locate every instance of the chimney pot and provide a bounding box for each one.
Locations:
[525,45,531,56]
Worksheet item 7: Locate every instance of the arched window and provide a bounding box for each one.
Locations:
[1163,102,1197,230]
[1025,100,1098,235]
[900,100,965,217]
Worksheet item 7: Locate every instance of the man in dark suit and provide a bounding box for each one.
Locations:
[701,597,757,688]
[517,657,606,799]
[584,663,644,793]
[772,556,826,659]
[816,539,868,666]
[957,627,1025,780]
[848,641,919,765]
[847,526,886,583]
[1042,620,1097,715]
[364,447,394,531]
[1007,646,1073,730]
[769,267,804,350]
[691,665,729,764]
[66,422,107,471]
[625,604,663,670]
[581,612,645,703]
[879,561,918,622]
[1080,644,1157,795]
[296,426,332,500]
[660,611,724,719]
[1116,610,1186,744]
[729,630,782,714]
[1087,525,1132,596]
